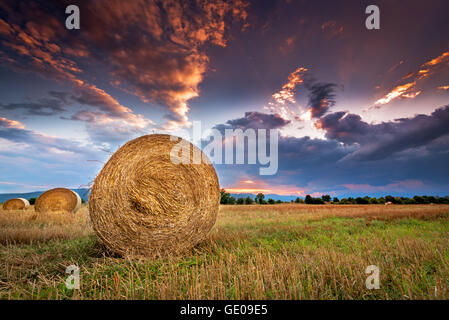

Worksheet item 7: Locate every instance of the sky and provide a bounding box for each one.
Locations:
[0,0,448,198]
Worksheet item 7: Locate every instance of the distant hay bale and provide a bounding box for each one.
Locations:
[89,134,220,257]
[35,188,81,213]
[3,198,30,210]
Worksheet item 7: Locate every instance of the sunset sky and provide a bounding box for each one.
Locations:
[0,0,448,197]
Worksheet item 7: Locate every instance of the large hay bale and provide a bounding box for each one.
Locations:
[3,198,30,210]
[89,134,220,257]
[35,188,81,213]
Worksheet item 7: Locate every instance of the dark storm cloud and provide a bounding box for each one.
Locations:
[318,105,449,161]
[0,98,66,116]
[214,111,290,132]
[213,108,449,196]
[304,80,337,118]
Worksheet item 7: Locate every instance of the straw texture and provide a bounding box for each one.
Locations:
[35,188,81,213]
[3,198,30,210]
[89,134,220,257]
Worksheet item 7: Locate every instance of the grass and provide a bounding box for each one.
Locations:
[1,203,449,299]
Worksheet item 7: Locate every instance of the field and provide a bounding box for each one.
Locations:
[1,203,449,299]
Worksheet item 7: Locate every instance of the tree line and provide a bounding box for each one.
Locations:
[220,189,449,205]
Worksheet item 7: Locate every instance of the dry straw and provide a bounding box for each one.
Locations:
[3,198,30,210]
[89,134,220,257]
[35,188,81,213]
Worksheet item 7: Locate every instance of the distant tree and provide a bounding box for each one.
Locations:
[245,196,254,205]
[356,197,369,204]
[228,196,236,205]
[332,197,339,203]
[255,193,265,204]
[394,197,403,204]
[275,199,283,204]
[305,195,313,204]
[267,198,275,204]
[385,195,395,204]
[369,197,378,204]
[378,197,386,204]
[29,197,37,205]
[321,195,331,202]
[295,197,304,204]
[220,189,231,204]
[236,197,245,205]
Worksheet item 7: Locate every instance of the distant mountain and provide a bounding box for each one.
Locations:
[0,188,90,203]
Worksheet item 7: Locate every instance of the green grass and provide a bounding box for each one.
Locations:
[1,204,449,299]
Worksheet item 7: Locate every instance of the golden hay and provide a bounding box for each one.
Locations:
[35,188,81,213]
[3,198,30,210]
[89,134,220,257]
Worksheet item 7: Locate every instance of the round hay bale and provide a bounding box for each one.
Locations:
[35,188,81,213]
[89,134,220,257]
[3,198,30,210]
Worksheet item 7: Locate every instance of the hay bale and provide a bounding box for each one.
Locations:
[3,198,30,210]
[35,188,81,213]
[89,134,220,257]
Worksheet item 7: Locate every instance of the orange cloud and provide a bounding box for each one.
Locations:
[321,20,344,37]
[271,67,308,105]
[280,35,296,55]
[374,81,417,105]
[422,51,449,67]
[438,85,449,91]
[370,50,449,110]
[0,0,249,131]
[0,117,25,129]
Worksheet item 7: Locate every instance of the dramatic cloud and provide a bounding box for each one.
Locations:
[317,105,449,161]
[371,51,449,109]
[422,51,449,67]
[305,81,337,118]
[0,116,105,192]
[0,98,66,116]
[271,67,307,105]
[0,10,152,137]
[342,180,424,193]
[0,116,94,155]
[0,0,249,130]
[373,81,417,106]
[214,111,290,131]
[0,117,25,129]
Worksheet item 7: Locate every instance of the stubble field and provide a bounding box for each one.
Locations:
[1,203,449,299]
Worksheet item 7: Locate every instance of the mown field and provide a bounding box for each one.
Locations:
[1,203,449,299]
